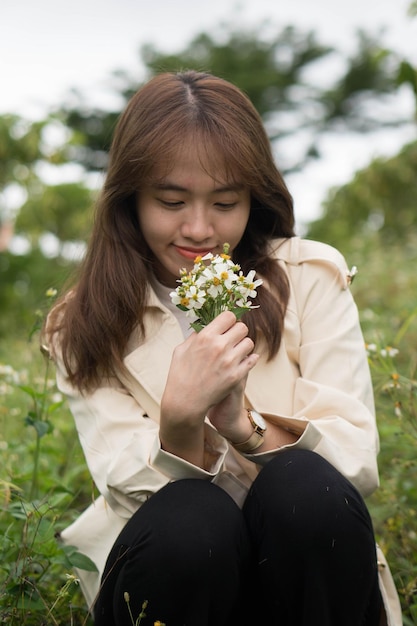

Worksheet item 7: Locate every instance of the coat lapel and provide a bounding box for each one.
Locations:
[122,288,184,422]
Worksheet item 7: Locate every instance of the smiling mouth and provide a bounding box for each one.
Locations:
[175,246,214,260]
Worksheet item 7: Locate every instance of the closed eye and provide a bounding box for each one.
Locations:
[215,202,237,209]
[159,199,184,208]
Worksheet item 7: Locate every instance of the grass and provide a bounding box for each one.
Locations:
[0,336,96,625]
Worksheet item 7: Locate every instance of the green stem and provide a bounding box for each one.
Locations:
[29,357,50,501]
[29,433,41,500]
[394,306,417,346]
[39,357,50,423]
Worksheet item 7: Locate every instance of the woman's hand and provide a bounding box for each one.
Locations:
[160,311,258,466]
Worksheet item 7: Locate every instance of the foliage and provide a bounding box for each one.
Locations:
[15,182,93,247]
[0,114,82,228]
[58,23,412,176]
[0,249,74,337]
[306,219,417,623]
[305,129,417,624]
[307,140,417,247]
[141,25,331,118]
[365,330,417,624]
[0,299,96,625]
[0,116,46,190]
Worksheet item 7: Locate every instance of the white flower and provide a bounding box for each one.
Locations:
[170,243,263,331]
[394,402,402,418]
[380,346,399,358]
[0,364,20,385]
[206,262,238,290]
[365,343,377,356]
[237,270,263,299]
[185,285,206,310]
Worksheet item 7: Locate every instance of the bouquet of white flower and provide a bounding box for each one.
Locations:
[170,243,263,332]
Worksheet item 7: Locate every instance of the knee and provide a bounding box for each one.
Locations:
[120,479,248,562]
[244,449,371,540]
[252,448,356,497]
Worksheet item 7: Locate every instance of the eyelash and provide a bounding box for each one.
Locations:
[215,202,236,209]
[160,200,183,208]
[159,200,237,210]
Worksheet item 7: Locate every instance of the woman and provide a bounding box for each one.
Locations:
[46,71,400,625]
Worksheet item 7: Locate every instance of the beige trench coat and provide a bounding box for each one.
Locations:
[54,237,402,624]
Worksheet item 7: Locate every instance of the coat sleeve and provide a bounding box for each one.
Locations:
[246,239,380,497]
[53,356,228,519]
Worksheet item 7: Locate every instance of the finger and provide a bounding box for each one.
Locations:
[233,335,255,356]
[241,352,259,370]
[202,310,237,334]
[249,352,259,366]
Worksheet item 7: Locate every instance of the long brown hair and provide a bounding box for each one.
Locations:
[47,70,295,392]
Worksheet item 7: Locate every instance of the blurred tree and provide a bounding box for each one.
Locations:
[58,23,410,175]
[0,116,45,185]
[306,139,417,248]
[0,115,93,338]
[15,182,93,250]
[0,248,72,337]
[0,114,94,240]
[0,115,45,230]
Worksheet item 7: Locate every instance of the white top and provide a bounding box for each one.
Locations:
[151,277,196,338]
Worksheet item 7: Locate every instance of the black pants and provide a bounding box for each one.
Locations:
[94,449,382,625]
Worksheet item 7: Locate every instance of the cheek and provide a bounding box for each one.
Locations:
[139,205,169,244]
[226,210,250,241]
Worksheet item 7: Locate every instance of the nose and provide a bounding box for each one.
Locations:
[180,207,214,242]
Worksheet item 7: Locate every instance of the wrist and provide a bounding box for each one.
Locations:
[217,406,252,442]
[227,408,267,453]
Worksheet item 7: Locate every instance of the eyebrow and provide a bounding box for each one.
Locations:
[152,181,245,193]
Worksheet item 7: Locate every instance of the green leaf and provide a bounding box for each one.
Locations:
[24,416,51,437]
[232,307,249,320]
[5,501,28,521]
[33,517,56,542]
[397,60,417,95]
[16,595,45,611]
[47,400,64,414]
[190,321,205,333]
[19,384,44,400]
[63,545,98,572]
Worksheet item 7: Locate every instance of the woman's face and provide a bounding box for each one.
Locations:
[136,144,251,287]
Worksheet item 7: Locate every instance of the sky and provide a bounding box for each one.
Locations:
[2,0,417,226]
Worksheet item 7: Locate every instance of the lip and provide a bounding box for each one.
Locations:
[174,246,214,260]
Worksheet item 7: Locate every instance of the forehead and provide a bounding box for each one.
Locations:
[148,137,241,187]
